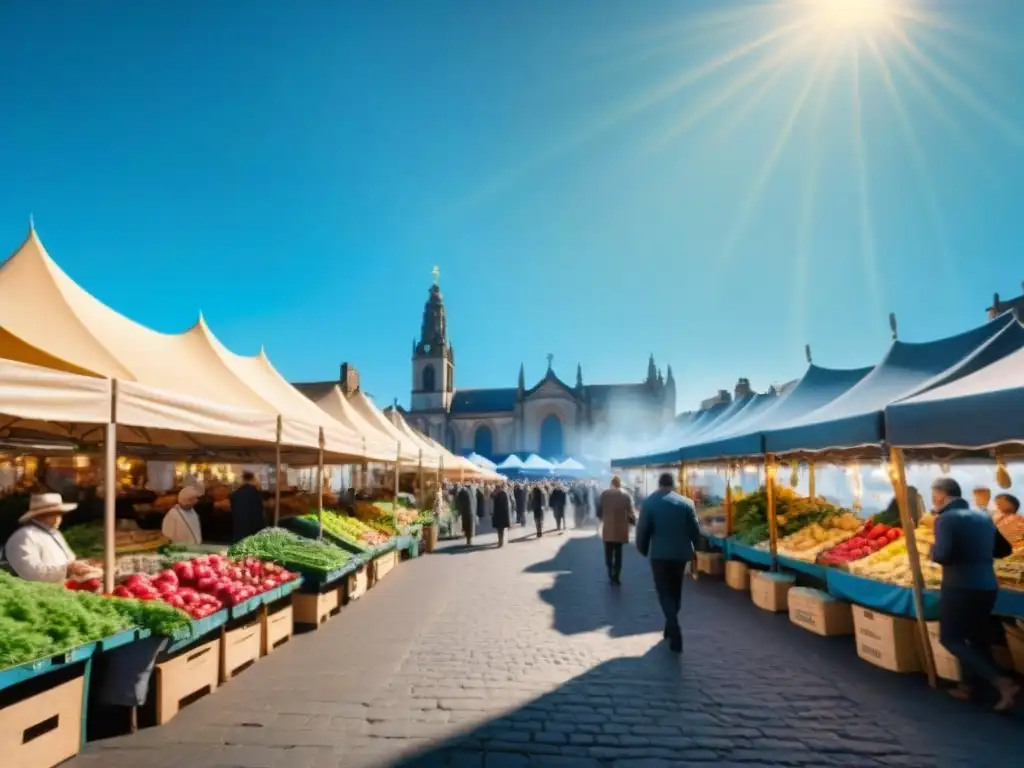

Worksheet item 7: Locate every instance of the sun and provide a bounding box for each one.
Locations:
[809,0,892,30]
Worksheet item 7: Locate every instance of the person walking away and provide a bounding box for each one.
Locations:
[230,472,266,543]
[529,483,546,538]
[456,484,476,546]
[514,482,527,526]
[598,476,635,585]
[475,485,486,528]
[550,483,568,532]
[636,473,701,653]
[492,484,512,547]
[929,477,1018,711]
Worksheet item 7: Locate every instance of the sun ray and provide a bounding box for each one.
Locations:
[892,21,1024,146]
[890,5,1010,51]
[865,32,958,286]
[713,35,836,277]
[793,42,844,341]
[646,27,819,154]
[851,39,884,321]
[445,18,814,218]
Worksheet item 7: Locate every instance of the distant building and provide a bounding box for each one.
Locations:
[700,390,732,411]
[987,283,1024,320]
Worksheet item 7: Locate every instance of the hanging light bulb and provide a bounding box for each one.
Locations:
[939,461,951,474]
[995,455,1012,489]
[789,463,799,488]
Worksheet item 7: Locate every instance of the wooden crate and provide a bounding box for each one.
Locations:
[852,606,921,673]
[220,620,262,683]
[1006,623,1024,674]
[293,588,341,627]
[154,637,220,725]
[261,603,294,656]
[370,550,398,585]
[788,587,854,637]
[346,566,369,602]
[1,674,84,768]
[750,571,795,612]
[725,560,750,591]
[696,552,724,576]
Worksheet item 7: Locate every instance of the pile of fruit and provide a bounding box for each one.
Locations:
[66,553,297,620]
[847,515,941,588]
[1,571,191,669]
[301,510,391,551]
[733,486,853,545]
[818,520,903,566]
[772,513,864,562]
[229,526,351,573]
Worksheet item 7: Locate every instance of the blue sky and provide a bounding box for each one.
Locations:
[1,0,1021,412]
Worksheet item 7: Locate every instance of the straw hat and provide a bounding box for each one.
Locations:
[20,492,77,523]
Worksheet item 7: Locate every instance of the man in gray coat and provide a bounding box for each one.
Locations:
[636,473,701,653]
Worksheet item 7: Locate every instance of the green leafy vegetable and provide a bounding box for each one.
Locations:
[228,527,350,574]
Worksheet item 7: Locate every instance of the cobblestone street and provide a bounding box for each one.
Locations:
[69,528,1021,768]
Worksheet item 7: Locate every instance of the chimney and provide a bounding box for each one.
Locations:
[339,363,361,394]
[734,377,752,399]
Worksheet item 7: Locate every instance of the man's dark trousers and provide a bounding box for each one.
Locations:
[604,542,623,580]
[651,559,687,645]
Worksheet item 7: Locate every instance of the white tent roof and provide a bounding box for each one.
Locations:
[556,457,586,471]
[496,454,524,469]
[522,454,555,470]
[466,452,497,470]
[0,357,280,455]
[347,390,438,468]
[313,385,403,462]
[0,228,366,458]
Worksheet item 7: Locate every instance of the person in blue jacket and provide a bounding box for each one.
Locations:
[929,476,1018,712]
[636,473,701,653]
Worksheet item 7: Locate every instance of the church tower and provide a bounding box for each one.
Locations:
[411,267,454,411]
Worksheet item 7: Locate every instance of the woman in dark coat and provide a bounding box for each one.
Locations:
[514,483,527,526]
[491,484,513,547]
[456,485,476,546]
[529,484,546,538]
[549,484,568,531]
[475,485,486,522]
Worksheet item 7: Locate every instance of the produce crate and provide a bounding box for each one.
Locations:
[370,550,398,586]
[695,552,724,576]
[261,600,294,656]
[219,619,262,683]
[788,587,854,637]
[153,636,220,725]
[1006,622,1024,674]
[422,523,437,553]
[852,606,922,673]
[750,571,795,612]
[725,560,750,591]
[0,667,85,768]
[293,587,342,627]
[345,565,370,603]
[926,622,961,681]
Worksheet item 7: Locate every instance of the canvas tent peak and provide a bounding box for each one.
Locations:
[312,385,407,462]
[496,454,524,469]
[346,389,433,466]
[466,452,497,470]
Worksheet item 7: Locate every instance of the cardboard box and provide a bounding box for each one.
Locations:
[696,552,724,576]
[155,637,221,724]
[788,587,854,636]
[852,606,922,673]
[1004,622,1024,674]
[220,619,262,683]
[750,571,795,612]
[725,560,750,591]
[926,622,961,681]
[0,674,84,768]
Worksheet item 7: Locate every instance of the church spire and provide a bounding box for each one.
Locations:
[647,354,657,383]
[518,363,525,391]
[576,363,583,390]
[666,364,675,387]
[415,267,448,354]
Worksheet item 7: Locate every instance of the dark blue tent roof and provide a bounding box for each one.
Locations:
[611,401,733,466]
[886,321,1024,451]
[764,313,1023,455]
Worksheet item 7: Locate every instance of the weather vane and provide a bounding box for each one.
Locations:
[432,265,440,286]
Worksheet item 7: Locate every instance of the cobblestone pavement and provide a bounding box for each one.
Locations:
[69,527,1021,768]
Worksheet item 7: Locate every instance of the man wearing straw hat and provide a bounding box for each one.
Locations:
[2,492,92,583]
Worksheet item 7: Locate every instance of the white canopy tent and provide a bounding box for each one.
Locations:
[312,385,403,462]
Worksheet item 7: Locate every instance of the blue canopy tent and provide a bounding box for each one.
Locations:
[466,452,498,471]
[495,454,525,478]
[612,400,737,467]
[764,312,1024,457]
[886,323,1024,454]
[553,457,587,478]
[520,453,556,477]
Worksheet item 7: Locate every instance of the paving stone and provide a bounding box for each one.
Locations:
[63,529,1021,768]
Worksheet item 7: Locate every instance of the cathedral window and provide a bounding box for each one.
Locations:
[473,425,494,458]
[540,415,564,459]
[422,364,436,392]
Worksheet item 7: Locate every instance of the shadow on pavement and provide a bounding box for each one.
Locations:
[390,631,1021,768]
[526,534,663,639]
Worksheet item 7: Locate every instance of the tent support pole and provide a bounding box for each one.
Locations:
[394,444,402,525]
[418,452,425,512]
[273,416,282,526]
[765,456,779,572]
[316,428,325,540]
[808,463,816,498]
[725,464,734,537]
[889,446,938,688]
[678,462,685,496]
[643,466,649,497]
[103,381,119,595]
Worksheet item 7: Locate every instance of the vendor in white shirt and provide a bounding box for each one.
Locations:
[162,486,203,545]
[2,493,93,583]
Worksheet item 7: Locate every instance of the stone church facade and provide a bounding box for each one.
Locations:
[401,276,676,460]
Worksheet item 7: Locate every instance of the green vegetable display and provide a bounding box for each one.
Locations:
[0,572,191,670]
[228,527,350,574]
[61,521,105,558]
